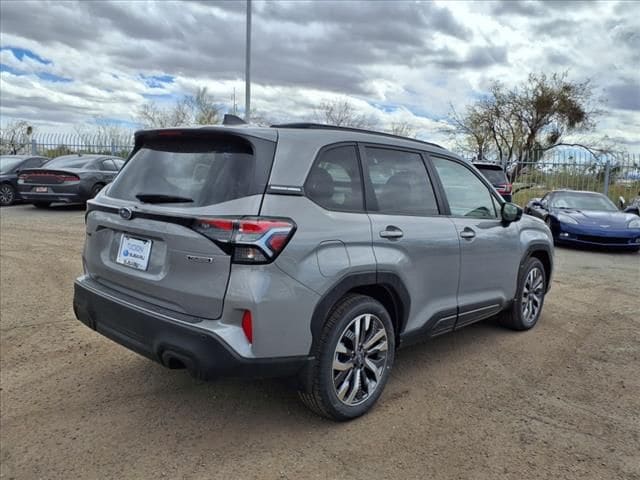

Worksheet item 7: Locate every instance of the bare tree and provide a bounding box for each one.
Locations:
[450,72,598,178]
[75,121,134,156]
[314,99,378,129]
[0,120,33,154]
[137,87,221,128]
[388,121,416,138]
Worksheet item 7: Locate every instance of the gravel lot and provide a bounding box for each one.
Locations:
[1,204,639,480]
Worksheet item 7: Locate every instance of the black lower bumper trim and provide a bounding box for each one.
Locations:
[73,279,311,380]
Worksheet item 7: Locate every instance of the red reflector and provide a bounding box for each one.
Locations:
[241,310,253,344]
[267,232,289,252]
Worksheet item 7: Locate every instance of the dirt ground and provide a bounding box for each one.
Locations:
[1,203,639,480]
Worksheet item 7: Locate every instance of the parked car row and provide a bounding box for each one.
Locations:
[0,154,124,207]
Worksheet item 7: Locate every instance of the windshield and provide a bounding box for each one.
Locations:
[46,157,94,169]
[107,134,273,207]
[0,157,24,174]
[550,192,618,211]
[476,166,507,185]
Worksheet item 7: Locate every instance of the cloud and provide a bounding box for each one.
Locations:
[0,0,638,151]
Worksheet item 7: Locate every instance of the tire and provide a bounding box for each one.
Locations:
[33,202,51,209]
[499,257,547,331]
[90,183,105,199]
[0,183,16,206]
[298,294,395,421]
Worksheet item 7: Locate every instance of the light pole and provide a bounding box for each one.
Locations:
[245,0,252,122]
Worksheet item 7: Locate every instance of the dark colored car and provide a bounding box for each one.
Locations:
[525,190,640,251]
[0,155,49,206]
[18,154,124,208]
[473,163,512,202]
[619,192,640,216]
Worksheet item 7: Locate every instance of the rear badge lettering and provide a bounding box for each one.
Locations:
[187,255,213,264]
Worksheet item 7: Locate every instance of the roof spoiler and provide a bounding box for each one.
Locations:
[222,114,247,126]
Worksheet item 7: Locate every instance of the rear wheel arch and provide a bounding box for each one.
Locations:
[309,272,410,350]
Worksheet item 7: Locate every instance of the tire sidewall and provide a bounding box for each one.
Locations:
[515,257,546,329]
[318,298,395,420]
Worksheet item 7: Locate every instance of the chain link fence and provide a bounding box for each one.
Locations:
[6,133,640,207]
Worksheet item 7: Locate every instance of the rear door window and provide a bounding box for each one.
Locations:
[108,134,273,207]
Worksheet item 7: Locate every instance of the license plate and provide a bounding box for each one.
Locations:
[116,235,152,271]
[35,187,48,193]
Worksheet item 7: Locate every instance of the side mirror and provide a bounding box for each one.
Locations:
[502,202,523,223]
[618,196,626,209]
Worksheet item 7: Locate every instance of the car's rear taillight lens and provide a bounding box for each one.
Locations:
[58,174,80,182]
[497,183,512,194]
[192,217,296,264]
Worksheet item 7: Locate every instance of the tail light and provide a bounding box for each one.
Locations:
[497,183,512,194]
[191,217,296,264]
[58,174,80,182]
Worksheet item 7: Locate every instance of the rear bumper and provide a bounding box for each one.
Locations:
[73,277,311,379]
[18,183,87,203]
[19,191,85,203]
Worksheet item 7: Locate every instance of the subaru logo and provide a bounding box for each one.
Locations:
[119,207,133,220]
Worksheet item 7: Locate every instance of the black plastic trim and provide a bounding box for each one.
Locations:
[73,278,310,380]
[309,271,411,346]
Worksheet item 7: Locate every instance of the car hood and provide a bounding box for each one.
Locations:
[552,208,637,228]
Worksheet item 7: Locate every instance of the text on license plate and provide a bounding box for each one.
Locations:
[35,187,48,193]
[116,234,152,271]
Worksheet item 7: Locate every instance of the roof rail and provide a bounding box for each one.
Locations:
[270,122,444,150]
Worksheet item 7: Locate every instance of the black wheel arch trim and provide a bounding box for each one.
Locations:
[309,270,411,348]
[521,242,553,292]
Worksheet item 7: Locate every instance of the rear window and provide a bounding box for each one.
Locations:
[107,134,273,207]
[476,166,507,185]
[46,157,94,169]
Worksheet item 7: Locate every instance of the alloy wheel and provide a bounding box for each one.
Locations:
[0,185,15,206]
[332,313,389,406]
[521,266,544,325]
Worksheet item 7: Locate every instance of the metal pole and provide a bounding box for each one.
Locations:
[245,0,252,122]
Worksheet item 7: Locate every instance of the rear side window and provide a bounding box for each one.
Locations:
[364,147,439,216]
[305,145,364,212]
[108,134,272,207]
[100,159,118,171]
[476,166,507,185]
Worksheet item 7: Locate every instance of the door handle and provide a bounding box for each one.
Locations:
[379,226,403,239]
[459,227,476,239]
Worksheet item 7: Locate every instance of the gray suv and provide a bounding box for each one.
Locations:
[73,123,553,420]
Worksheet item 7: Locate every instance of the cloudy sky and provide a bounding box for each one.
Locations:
[1,0,639,150]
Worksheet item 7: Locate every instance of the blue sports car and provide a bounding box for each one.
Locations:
[525,190,640,251]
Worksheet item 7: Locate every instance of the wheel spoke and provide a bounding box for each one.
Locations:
[345,369,361,404]
[353,317,361,349]
[364,358,381,383]
[335,341,351,355]
[368,340,388,354]
[333,357,354,372]
[336,370,353,401]
[363,329,385,350]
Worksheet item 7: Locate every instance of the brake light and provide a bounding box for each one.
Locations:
[497,183,512,193]
[192,217,296,264]
[59,174,80,182]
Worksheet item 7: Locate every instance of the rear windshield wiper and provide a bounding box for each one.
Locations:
[135,193,194,203]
